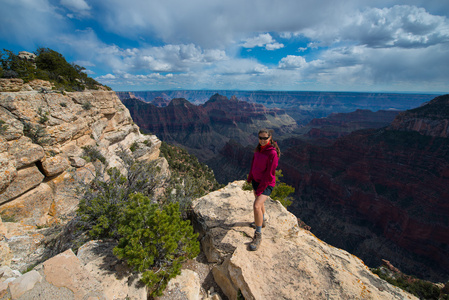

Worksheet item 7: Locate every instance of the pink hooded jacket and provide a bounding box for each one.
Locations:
[247,143,279,196]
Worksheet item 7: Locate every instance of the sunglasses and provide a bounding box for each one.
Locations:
[258,136,269,140]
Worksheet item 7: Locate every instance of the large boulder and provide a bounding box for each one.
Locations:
[0,164,44,205]
[0,242,148,300]
[192,181,417,300]
[6,136,44,169]
[28,249,105,299]
[40,155,70,177]
[76,241,147,300]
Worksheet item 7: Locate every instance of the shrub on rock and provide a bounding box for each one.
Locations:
[113,193,200,297]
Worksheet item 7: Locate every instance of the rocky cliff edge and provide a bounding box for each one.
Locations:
[192,181,416,300]
[0,78,166,272]
[0,78,164,223]
[0,181,417,300]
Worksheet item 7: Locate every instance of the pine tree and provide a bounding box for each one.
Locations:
[113,193,200,297]
[243,170,295,208]
[77,149,160,239]
[271,170,295,208]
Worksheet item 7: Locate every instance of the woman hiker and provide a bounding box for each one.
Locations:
[246,129,280,251]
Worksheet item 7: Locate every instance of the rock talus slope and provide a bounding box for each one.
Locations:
[192,181,416,300]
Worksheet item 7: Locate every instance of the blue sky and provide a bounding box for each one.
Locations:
[1,0,449,93]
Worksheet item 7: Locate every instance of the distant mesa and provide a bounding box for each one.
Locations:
[389,94,449,137]
[151,97,170,107]
[304,109,401,141]
[121,93,297,164]
[117,90,437,125]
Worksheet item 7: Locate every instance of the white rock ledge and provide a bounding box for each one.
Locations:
[192,180,417,300]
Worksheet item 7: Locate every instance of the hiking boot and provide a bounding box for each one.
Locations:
[249,231,262,251]
[250,219,266,228]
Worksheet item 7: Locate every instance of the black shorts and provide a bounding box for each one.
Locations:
[252,180,274,196]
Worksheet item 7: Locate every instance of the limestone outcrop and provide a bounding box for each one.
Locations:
[0,238,219,300]
[0,79,163,225]
[192,181,417,300]
[0,79,165,273]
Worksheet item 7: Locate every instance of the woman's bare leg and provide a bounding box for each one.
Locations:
[254,194,268,227]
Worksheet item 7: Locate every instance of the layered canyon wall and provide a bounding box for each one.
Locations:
[281,95,449,281]
[0,78,165,271]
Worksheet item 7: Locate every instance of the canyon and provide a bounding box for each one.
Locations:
[1,49,439,297]
[120,91,449,283]
[117,90,435,124]
[0,78,424,299]
[280,95,449,281]
[122,93,297,162]
[121,92,407,183]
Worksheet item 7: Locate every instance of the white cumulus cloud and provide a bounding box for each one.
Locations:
[243,33,274,48]
[134,44,228,73]
[242,33,284,50]
[98,73,116,79]
[266,43,284,50]
[296,5,449,49]
[279,55,307,69]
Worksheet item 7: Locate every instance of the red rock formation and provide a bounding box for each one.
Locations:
[150,97,170,107]
[122,94,297,163]
[280,122,449,281]
[117,90,435,121]
[306,109,401,140]
[203,94,273,120]
[389,94,449,138]
[306,128,343,139]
